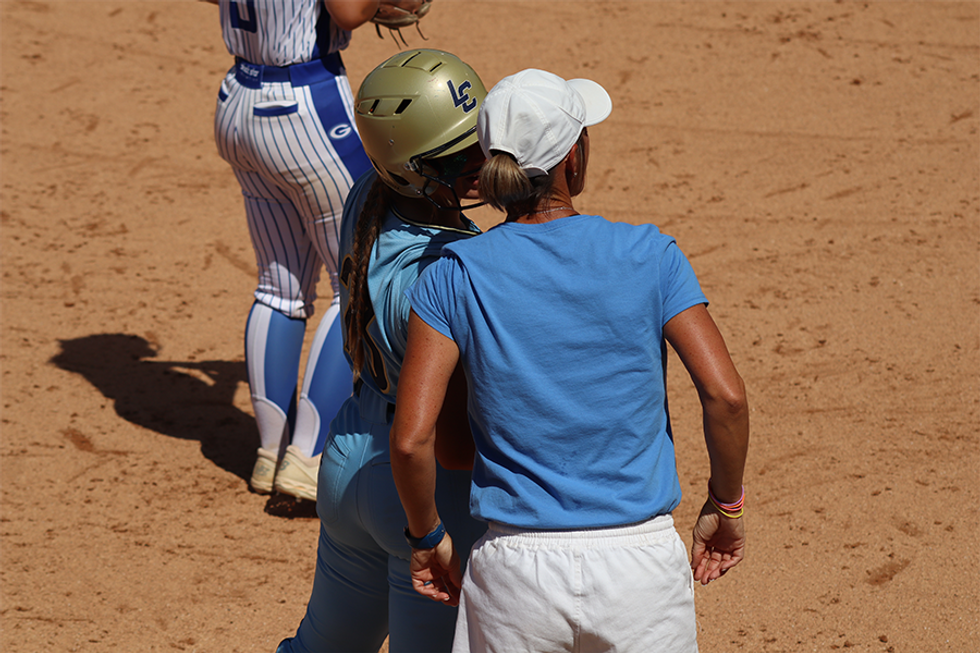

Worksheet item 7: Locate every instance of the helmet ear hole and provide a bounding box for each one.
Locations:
[368,159,411,191]
[389,173,411,189]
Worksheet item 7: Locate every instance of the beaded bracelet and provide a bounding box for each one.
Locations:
[707,482,744,519]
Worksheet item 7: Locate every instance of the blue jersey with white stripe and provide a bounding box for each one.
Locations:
[219,0,351,66]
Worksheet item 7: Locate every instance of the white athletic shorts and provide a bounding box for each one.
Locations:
[453,514,697,653]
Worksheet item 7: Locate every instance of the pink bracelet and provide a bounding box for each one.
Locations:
[708,482,744,518]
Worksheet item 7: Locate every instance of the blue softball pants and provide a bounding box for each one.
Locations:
[278,394,486,653]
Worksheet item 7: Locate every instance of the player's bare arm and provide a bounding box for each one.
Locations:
[664,303,749,584]
[325,0,426,31]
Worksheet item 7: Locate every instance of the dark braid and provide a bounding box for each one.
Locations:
[346,176,390,384]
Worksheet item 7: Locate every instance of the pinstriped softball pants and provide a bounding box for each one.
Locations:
[213,57,371,457]
[214,58,371,318]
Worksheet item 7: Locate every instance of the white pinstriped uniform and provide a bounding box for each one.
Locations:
[214,0,369,319]
[219,0,350,66]
[213,0,373,471]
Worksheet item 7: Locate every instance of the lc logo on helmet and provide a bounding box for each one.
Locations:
[448,80,477,112]
[329,124,354,140]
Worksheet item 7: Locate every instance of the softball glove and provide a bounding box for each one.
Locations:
[372,0,432,45]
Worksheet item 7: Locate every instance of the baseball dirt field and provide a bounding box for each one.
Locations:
[2,1,977,651]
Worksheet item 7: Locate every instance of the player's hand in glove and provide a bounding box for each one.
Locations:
[373,0,432,27]
[325,0,428,32]
[371,0,432,44]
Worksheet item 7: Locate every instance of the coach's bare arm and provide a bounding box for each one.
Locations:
[390,310,466,606]
[664,303,749,586]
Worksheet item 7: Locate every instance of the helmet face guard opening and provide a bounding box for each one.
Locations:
[409,128,487,212]
[354,49,487,206]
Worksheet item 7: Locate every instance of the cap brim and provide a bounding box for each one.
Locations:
[569,78,612,127]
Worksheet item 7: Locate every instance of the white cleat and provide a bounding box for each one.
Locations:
[250,447,278,494]
[274,445,320,502]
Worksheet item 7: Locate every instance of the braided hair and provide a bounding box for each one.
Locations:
[343,176,391,384]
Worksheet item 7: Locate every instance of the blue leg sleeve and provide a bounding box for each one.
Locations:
[244,302,306,452]
[292,301,352,457]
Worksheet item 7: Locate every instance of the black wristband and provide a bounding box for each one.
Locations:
[404,522,446,549]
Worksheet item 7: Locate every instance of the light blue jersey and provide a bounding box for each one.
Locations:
[408,214,708,529]
[338,171,481,416]
[279,171,485,653]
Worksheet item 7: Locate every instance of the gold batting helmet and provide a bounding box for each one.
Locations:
[354,49,486,198]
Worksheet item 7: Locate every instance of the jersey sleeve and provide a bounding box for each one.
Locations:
[405,255,458,341]
[382,271,415,363]
[659,240,708,325]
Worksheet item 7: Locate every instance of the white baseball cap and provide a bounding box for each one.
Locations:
[477,69,612,177]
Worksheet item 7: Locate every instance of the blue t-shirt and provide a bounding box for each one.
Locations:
[407,214,707,529]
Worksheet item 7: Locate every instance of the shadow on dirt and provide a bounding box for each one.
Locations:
[51,333,258,482]
[263,493,319,519]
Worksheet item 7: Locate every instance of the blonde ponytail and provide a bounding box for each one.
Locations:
[479,152,555,219]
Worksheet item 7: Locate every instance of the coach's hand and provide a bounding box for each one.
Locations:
[410,533,462,606]
[691,503,746,585]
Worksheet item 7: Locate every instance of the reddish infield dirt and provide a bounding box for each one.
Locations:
[2,1,978,652]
